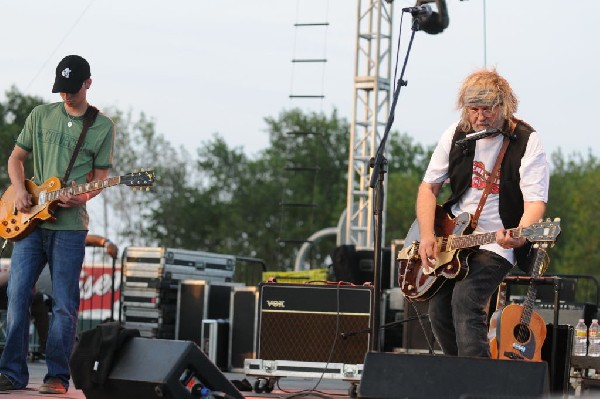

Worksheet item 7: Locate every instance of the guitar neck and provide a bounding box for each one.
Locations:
[519,247,548,325]
[496,281,507,309]
[449,227,521,250]
[45,176,122,202]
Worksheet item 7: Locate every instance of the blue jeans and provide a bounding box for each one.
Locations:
[428,249,513,357]
[0,228,86,389]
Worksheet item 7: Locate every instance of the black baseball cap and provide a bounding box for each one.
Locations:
[52,55,91,94]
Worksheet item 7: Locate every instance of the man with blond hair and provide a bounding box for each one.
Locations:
[414,68,550,357]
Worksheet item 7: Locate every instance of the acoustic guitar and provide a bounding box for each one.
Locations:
[397,206,561,301]
[488,242,554,361]
[0,169,154,241]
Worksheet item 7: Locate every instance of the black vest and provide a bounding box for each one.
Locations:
[443,118,535,272]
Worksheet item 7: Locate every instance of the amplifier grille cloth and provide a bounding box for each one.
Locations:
[259,312,369,364]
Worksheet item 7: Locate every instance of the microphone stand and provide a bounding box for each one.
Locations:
[368,16,421,351]
[342,314,429,339]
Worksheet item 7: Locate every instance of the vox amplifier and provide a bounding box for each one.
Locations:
[257,283,373,364]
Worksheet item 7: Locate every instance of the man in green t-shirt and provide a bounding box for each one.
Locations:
[0,55,115,394]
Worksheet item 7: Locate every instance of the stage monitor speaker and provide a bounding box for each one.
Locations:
[358,352,549,399]
[82,337,243,399]
[258,282,372,364]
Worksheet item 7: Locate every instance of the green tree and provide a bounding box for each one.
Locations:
[546,150,600,300]
[264,108,350,269]
[146,109,351,271]
[385,133,435,242]
[0,87,44,188]
[99,108,190,248]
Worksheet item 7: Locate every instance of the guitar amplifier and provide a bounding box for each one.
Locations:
[534,302,598,327]
[257,283,373,364]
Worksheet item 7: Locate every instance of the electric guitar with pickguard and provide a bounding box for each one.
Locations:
[397,206,561,301]
[0,169,155,241]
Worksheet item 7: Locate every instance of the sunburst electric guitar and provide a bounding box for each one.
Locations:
[488,238,557,361]
[397,206,561,301]
[0,169,155,241]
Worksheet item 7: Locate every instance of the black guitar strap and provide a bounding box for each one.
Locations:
[62,105,100,185]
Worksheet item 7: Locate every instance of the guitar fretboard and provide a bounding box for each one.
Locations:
[447,227,522,251]
[520,247,548,325]
[44,177,122,203]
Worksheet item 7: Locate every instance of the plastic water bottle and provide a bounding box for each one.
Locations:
[574,319,588,356]
[589,319,600,357]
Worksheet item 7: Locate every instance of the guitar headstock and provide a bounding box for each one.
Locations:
[122,168,155,191]
[522,218,561,247]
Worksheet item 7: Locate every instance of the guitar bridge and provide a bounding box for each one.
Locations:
[503,351,524,360]
[407,241,419,260]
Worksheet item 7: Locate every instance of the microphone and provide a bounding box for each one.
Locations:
[455,128,502,146]
[402,4,433,16]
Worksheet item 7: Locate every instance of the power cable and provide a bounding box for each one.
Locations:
[25,0,95,92]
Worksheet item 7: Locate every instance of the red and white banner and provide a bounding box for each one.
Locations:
[79,263,121,321]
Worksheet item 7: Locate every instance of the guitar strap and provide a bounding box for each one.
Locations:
[62,105,100,185]
[470,135,511,230]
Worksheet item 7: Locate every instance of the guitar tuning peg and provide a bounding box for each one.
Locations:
[145,187,150,192]
[554,217,561,222]
[132,187,137,192]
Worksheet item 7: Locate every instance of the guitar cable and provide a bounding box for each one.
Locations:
[276,281,346,399]
[406,298,437,355]
[0,239,8,258]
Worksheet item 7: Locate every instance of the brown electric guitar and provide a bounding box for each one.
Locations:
[488,242,554,361]
[0,169,154,241]
[397,206,561,301]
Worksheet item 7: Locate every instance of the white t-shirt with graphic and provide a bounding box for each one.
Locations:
[423,121,550,264]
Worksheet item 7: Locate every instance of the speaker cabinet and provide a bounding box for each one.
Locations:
[258,283,372,364]
[402,299,440,351]
[358,352,549,399]
[176,280,241,345]
[331,245,391,289]
[535,302,598,327]
[82,337,242,399]
[542,324,574,393]
[228,286,258,371]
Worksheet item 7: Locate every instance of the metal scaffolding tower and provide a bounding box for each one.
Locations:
[343,0,393,250]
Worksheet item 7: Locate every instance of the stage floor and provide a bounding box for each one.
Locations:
[3,359,354,398]
[5,356,589,398]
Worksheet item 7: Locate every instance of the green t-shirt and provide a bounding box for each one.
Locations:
[16,102,115,230]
